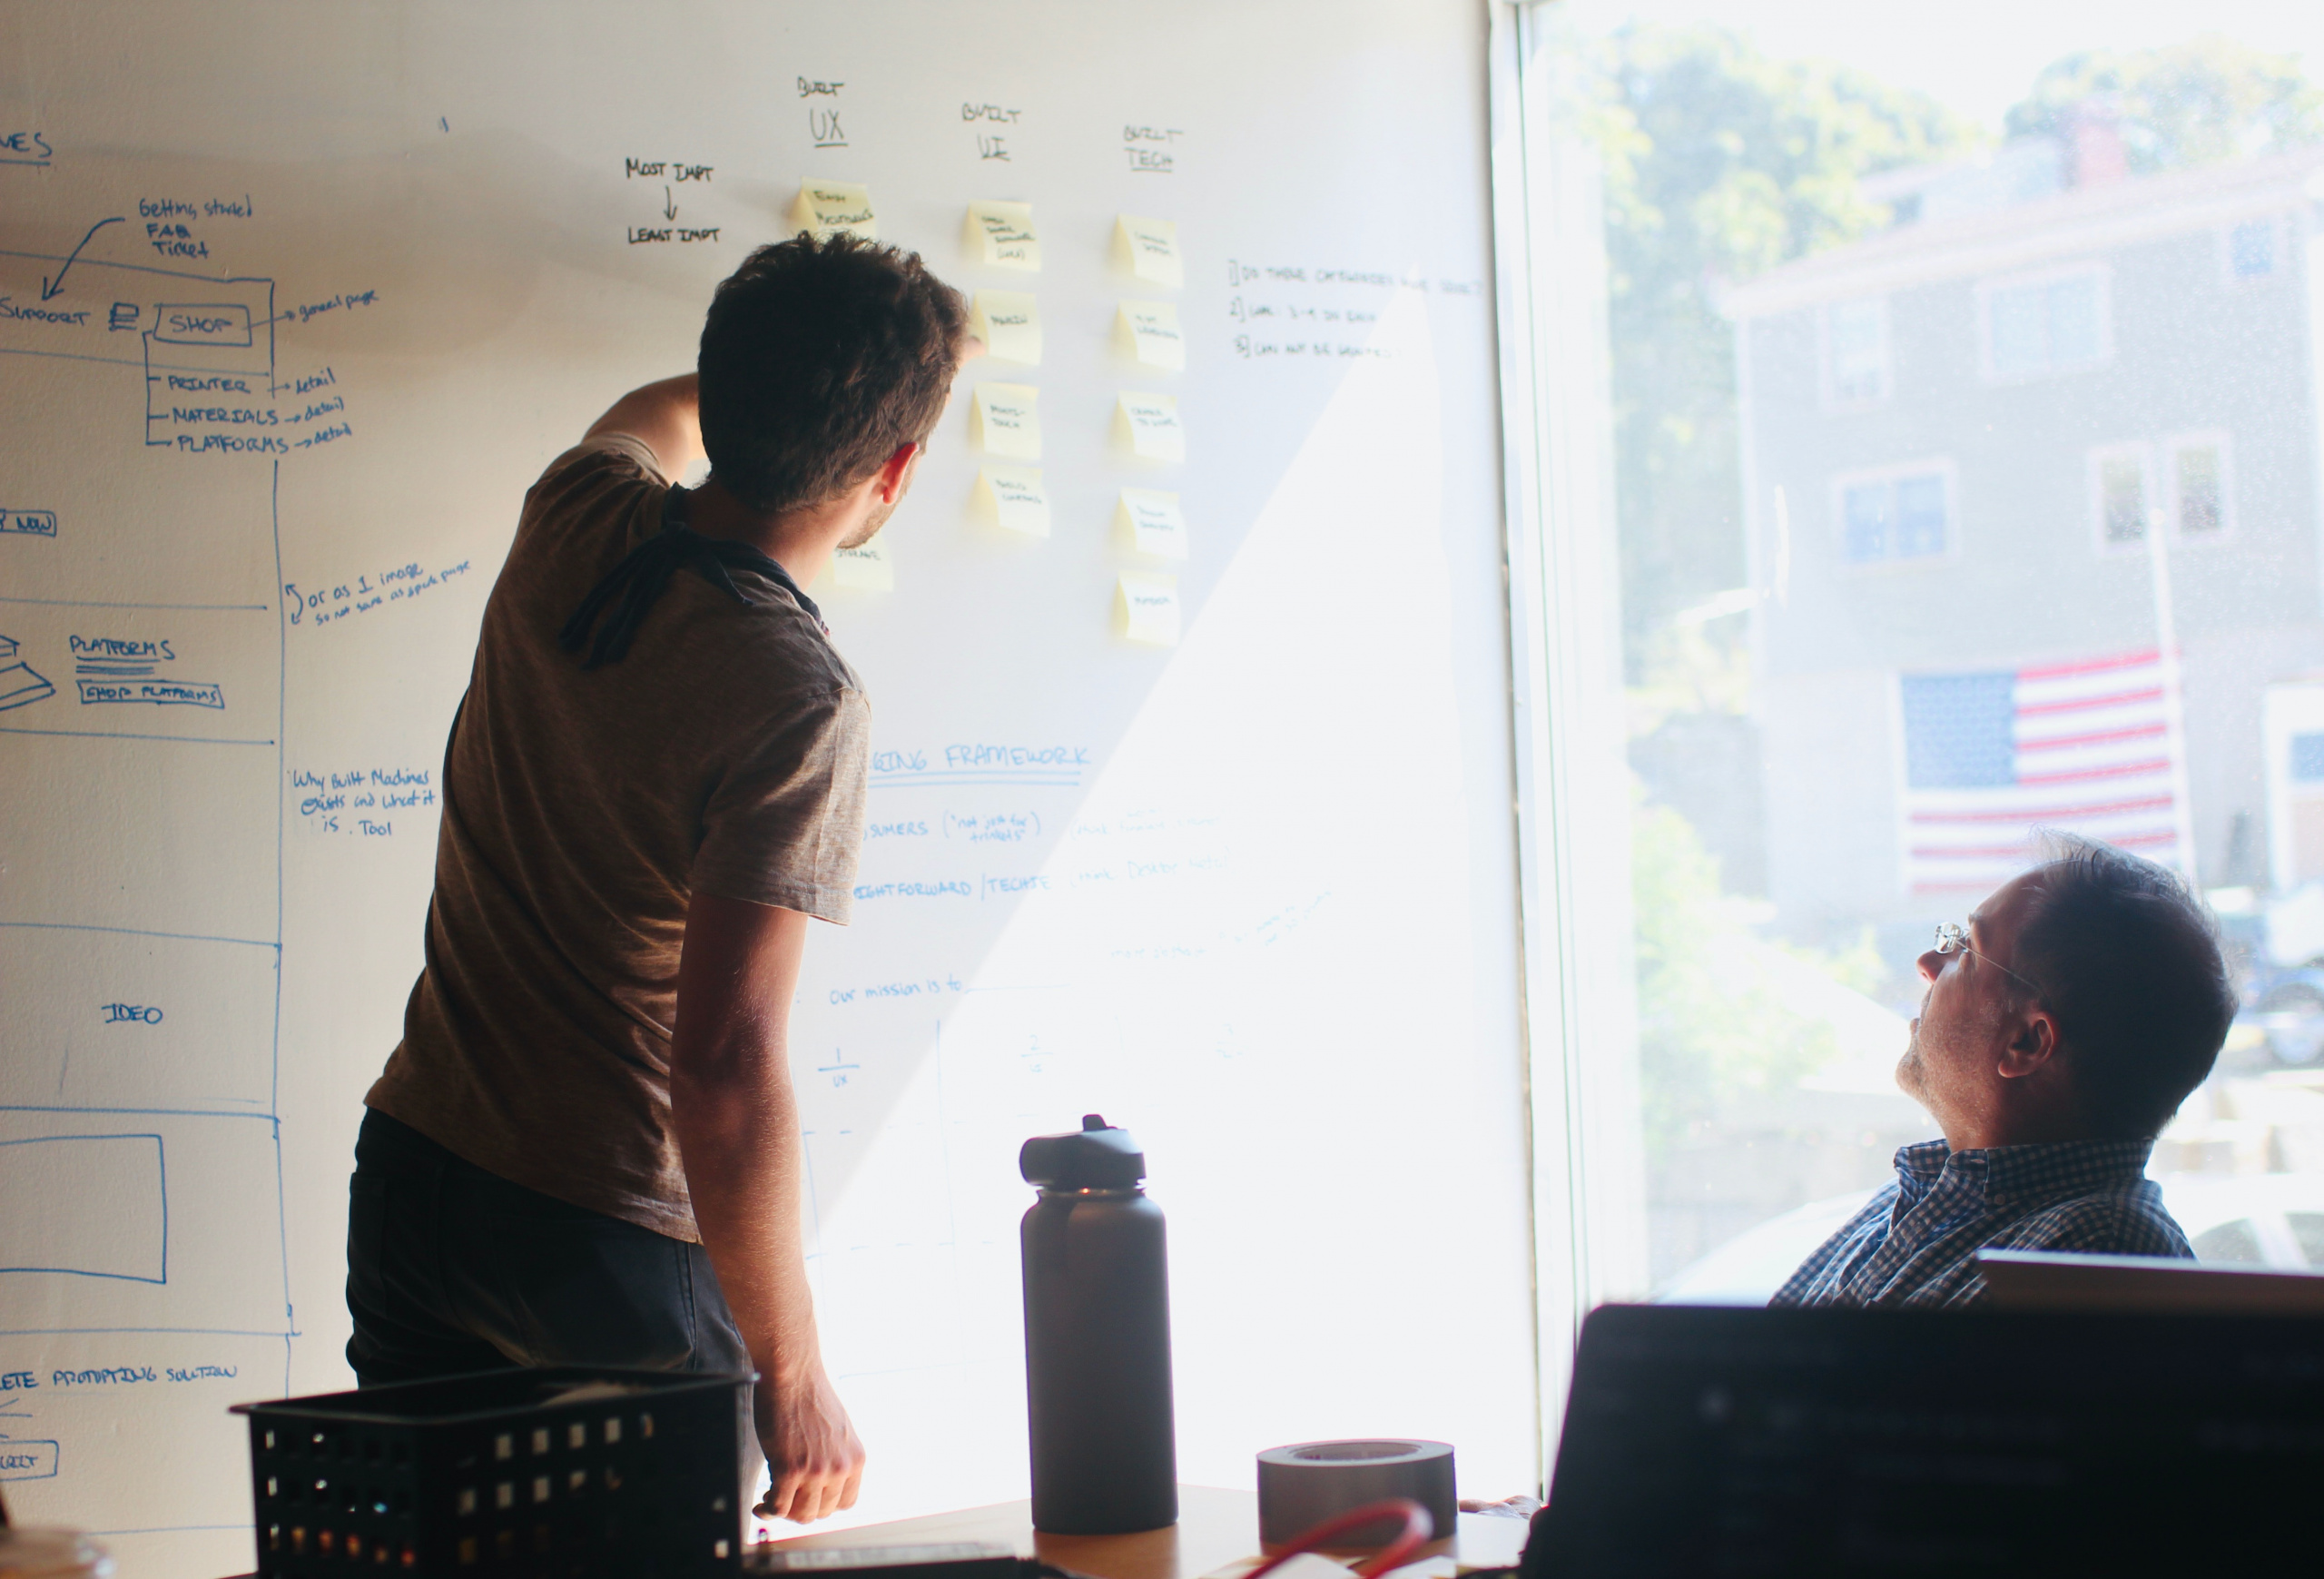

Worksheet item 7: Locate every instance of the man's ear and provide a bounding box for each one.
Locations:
[1997,1006,2060,1080]
[874,442,920,502]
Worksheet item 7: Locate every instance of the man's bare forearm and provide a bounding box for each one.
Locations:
[671,1037,820,1381]
[669,893,819,1380]
[672,814,864,1520]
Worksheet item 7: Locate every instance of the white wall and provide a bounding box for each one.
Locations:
[0,5,1535,1574]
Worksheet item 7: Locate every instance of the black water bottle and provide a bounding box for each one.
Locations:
[1019,1114,1177,1534]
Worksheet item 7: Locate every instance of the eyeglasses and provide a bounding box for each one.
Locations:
[1933,922,2044,998]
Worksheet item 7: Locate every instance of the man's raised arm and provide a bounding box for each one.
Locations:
[586,373,705,479]
[670,891,866,1524]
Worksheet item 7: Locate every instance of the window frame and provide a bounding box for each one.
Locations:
[1818,293,1893,412]
[1487,0,1652,1490]
[1974,260,2114,385]
[2085,433,2236,553]
[2163,428,2236,544]
[2220,213,2286,287]
[1829,456,1961,571]
[2087,439,2157,556]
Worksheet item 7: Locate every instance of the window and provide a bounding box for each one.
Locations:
[2227,217,2279,281]
[1837,465,1950,564]
[2167,434,2230,538]
[2090,444,2152,548]
[2090,436,2230,549]
[1981,266,2109,380]
[1822,296,1889,408]
[2192,1219,2268,1264]
[2292,734,2324,785]
[1505,10,2324,1420]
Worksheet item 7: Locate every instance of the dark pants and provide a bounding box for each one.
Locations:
[345,1108,750,1387]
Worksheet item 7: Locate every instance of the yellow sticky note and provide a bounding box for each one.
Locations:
[964,201,1040,271]
[792,181,877,240]
[972,291,1042,366]
[1115,392,1184,463]
[1117,572,1182,646]
[1116,215,1183,289]
[1116,489,1187,559]
[973,383,1042,459]
[1116,301,1186,370]
[831,537,893,591]
[974,466,1050,538]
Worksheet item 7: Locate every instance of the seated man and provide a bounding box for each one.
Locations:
[1773,835,2236,1308]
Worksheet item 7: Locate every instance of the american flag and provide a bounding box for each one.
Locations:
[1899,647,2186,894]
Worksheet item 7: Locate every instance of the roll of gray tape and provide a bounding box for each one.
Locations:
[1256,1439,1457,1549]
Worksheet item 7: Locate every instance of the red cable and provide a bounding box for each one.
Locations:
[1240,1497,1435,1579]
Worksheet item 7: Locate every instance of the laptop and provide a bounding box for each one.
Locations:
[1523,1302,2324,1574]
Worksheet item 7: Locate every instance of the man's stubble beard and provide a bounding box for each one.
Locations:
[1896,1021,1926,1102]
[1896,989,2011,1120]
[838,503,892,552]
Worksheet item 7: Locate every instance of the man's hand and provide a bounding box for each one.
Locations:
[755,1357,866,1523]
[671,892,865,1524]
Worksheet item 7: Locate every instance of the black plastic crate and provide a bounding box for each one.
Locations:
[232,1367,751,1577]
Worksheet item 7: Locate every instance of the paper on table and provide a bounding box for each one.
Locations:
[1117,572,1181,646]
[971,291,1042,366]
[1115,214,1184,289]
[963,200,1040,271]
[1115,392,1184,463]
[973,384,1041,459]
[1199,1557,1364,1579]
[1116,488,1187,559]
[791,180,877,240]
[830,537,893,591]
[1200,1558,1460,1579]
[973,466,1050,538]
[1116,301,1186,370]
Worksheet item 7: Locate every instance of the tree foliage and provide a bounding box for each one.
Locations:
[1631,796,1844,1165]
[1587,27,1974,679]
[2006,34,2324,173]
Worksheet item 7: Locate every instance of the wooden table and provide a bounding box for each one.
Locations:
[755,1486,1531,1579]
[212,1485,1531,1579]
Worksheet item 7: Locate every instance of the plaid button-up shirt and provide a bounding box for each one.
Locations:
[1770,1137,2191,1308]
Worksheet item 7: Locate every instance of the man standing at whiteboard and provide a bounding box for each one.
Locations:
[351,234,970,1525]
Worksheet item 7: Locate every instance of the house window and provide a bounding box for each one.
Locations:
[1823,297,1889,407]
[2169,435,2230,538]
[1984,266,2108,380]
[1839,467,1949,564]
[2228,218,2278,281]
[2092,447,2150,547]
[2287,735,2324,785]
[2094,436,2231,549]
[2294,732,2324,785]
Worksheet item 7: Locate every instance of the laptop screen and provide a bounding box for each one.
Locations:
[1531,1303,2324,1574]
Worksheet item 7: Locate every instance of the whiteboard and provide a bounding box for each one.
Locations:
[0,5,1532,1574]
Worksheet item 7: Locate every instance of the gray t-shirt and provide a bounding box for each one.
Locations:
[367,435,869,1240]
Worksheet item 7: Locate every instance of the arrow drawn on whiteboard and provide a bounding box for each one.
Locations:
[41,217,125,301]
[663,185,678,222]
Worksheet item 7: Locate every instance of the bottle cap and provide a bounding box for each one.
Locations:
[1019,1113,1147,1189]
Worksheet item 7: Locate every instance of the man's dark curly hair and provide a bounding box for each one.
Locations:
[697,233,969,516]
